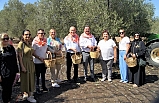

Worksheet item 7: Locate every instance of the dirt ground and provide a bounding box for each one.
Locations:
[1,62,159,103]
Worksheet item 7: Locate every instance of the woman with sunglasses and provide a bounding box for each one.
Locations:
[0,33,19,103]
[118,29,130,83]
[17,30,36,102]
[47,29,62,87]
[128,33,146,87]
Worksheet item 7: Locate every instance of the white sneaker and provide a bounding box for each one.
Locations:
[52,83,60,87]
[108,79,112,82]
[55,79,62,83]
[101,78,106,82]
[27,96,36,103]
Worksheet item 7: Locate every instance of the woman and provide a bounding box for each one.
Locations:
[0,33,19,103]
[128,33,146,87]
[97,30,117,82]
[47,29,62,87]
[17,30,36,102]
[64,26,81,83]
[118,29,130,83]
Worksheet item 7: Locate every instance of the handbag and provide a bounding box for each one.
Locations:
[139,58,146,67]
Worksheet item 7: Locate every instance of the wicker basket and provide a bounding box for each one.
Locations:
[90,51,100,58]
[71,53,82,64]
[125,57,137,67]
[55,52,65,65]
[44,53,56,68]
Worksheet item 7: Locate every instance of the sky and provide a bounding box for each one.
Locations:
[0,0,159,17]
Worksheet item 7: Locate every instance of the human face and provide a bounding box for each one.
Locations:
[84,27,90,35]
[49,29,56,39]
[119,30,125,38]
[23,31,31,41]
[1,35,9,45]
[103,32,109,40]
[37,30,45,39]
[69,27,76,36]
[134,34,140,40]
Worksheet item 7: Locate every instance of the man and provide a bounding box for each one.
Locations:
[64,26,81,83]
[118,29,130,83]
[79,25,97,82]
[32,29,48,94]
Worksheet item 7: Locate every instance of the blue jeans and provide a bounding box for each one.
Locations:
[119,50,128,82]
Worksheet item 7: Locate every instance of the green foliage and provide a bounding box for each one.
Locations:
[0,0,156,38]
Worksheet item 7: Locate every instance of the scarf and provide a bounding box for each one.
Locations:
[65,33,79,43]
[81,33,93,38]
[32,36,47,46]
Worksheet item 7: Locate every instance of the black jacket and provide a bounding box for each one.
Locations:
[129,39,146,60]
[0,45,19,78]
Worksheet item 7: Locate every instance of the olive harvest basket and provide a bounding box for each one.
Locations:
[44,52,56,68]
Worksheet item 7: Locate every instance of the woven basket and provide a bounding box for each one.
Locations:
[71,53,82,64]
[90,51,100,58]
[125,57,137,67]
[44,53,56,68]
[55,52,65,65]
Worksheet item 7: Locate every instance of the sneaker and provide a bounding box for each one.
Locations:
[123,81,128,83]
[101,78,106,82]
[27,96,36,103]
[108,79,112,82]
[52,83,60,87]
[119,80,123,82]
[133,84,138,87]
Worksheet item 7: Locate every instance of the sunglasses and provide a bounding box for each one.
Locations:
[119,32,124,34]
[2,38,9,41]
[24,34,31,36]
[135,35,139,36]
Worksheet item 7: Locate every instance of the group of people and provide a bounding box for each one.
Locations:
[0,26,146,103]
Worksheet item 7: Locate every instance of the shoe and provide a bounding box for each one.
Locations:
[56,79,62,83]
[101,78,106,82]
[36,89,42,95]
[52,83,60,87]
[133,84,138,87]
[129,81,133,84]
[123,81,128,83]
[119,80,123,82]
[91,78,96,82]
[84,77,88,81]
[108,79,112,82]
[42,87,49,92]
[23,92,28,99]
[27,96,36,103]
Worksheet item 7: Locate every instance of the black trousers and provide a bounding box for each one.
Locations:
[1,73,16,103]
[34,63,47,89]
[66,52,78,80]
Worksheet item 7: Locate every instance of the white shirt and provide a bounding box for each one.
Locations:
[32,44,48,64]
[79,35,97,52]
[119,36,130,50]
[98,39,116,60]
[64,37,81,53]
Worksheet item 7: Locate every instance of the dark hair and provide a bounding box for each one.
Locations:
[37,29,44,32]
[102,29,109,35]
[22,29,30,35]
[21,29,31,41]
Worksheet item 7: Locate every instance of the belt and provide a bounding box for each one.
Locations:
[119,50,126,51]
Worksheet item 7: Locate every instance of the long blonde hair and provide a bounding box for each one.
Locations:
[0,33,9,53]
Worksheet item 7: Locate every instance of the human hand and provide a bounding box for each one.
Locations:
[131,54,136,58]
[21,66,27,73]
[124,55,127,60]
